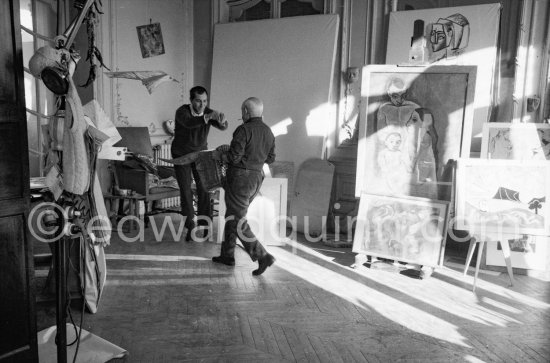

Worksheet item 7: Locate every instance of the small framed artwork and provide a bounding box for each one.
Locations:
[136,23,165,58]
[352,193,449,267]
[455,158,550,237]
[480,122,550,160]
[486,237,549,271]
[355,65,477,200]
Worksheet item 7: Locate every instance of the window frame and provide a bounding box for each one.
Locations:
[20,0,68,177]
[213,0,335,24]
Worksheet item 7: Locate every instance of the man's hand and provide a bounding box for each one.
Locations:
[219,112,228,128]
[205,110,223,121]
[212,150,222,161]
[216,144,230,153]
[213,144,230,163]
[205,110,228,128]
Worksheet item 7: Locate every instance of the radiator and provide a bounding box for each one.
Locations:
[154,143,180,210]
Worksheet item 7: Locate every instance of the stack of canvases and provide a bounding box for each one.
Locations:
[352,3,502,271]
[456,123,550,273]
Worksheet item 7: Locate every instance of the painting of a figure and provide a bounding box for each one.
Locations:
[352,193,448,267]
[481,123,550,160]
[356,65,476,200]
[375,77,438,197]
[136,23,165,58]
[456,158,550,237]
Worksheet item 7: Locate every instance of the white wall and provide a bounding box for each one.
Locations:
[99,0,193,146]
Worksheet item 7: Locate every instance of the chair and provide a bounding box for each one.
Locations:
[105,127,180,227]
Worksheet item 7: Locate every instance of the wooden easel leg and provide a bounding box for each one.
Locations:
[351,253,368,269]
[499,240,515,287]
[464,237,477,276]
[473,240,485,292]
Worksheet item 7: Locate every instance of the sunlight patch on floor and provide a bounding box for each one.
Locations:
[283,241,526,327]
[270,247,472,348]
[436,266,550,310]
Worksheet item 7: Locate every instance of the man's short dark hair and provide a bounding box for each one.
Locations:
[190,86,208,100]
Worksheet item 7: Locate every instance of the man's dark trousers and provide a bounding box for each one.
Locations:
[221,167,267,260]
[174,162,211,230]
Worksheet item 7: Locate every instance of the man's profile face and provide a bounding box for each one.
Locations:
[191,92,208,114]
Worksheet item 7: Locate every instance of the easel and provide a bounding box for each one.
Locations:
[463,234,515,291]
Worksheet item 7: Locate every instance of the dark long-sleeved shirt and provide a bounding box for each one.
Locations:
[171,104,227,157]
[227,117,275,171]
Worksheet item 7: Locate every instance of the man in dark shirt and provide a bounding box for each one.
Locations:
[212,97,276,276]
[172,86,228,241]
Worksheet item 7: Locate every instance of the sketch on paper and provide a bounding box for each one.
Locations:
[456,159,550,236]
[356,65,476,200]
[136,23,165,58]
[428,13,470,62]
[352,193,448,267]
[481,123,550,160]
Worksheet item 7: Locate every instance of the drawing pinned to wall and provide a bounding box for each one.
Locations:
[356,65,476,200]
[352,193,448,267]
[136,22,165,58]
[481,123,550,160]
[455,158,550,237]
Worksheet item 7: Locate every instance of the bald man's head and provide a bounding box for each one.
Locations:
[241,97,264,121]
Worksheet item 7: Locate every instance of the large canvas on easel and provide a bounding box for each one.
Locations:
[456,158,550,237]
[355,65,476,199]
[352,193,448,267]
[209,15,338,183]
[386,4,500,152]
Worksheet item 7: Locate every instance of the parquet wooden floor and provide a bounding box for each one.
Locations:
[35,215,550,362]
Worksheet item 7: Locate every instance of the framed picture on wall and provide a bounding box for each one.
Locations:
[352,193,449,267]
[480,122,550,160]
[455,158,550,237]
[136,22,165,58]
[355,65,477,200]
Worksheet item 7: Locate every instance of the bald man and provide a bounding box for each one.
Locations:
[213,97,276,275]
